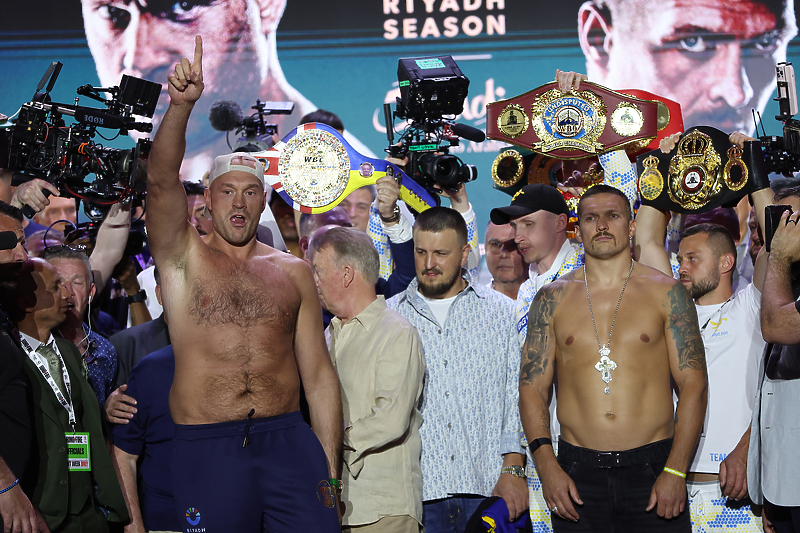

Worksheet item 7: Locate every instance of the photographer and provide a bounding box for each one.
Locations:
[749,186,800,533]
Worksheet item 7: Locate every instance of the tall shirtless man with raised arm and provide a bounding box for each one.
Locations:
[520,185,708,532]
[147,36,342,532]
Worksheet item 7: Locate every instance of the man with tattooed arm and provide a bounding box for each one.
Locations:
[519,184,708,532]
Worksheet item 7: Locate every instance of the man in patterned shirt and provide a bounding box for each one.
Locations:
[387,206,526,533]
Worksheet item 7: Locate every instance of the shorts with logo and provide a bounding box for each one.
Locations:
[688,480,762,533]
[552,438,690,533]
[172,411,339,533]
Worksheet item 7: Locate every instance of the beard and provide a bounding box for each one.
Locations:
[418,267,462,298]
[682,269,721,301]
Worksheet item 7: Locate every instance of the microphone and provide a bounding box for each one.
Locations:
[209,100,244,132]
[73,108,127,130]
[0,231,18,251]
[449,122,486,143]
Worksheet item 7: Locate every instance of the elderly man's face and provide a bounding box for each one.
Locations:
[81,0,286,145]
[581,0,796,133]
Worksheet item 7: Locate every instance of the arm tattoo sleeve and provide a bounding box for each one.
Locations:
[666,283,707,374]
[520,286,563,385]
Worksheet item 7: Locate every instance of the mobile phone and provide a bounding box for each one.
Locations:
[765,204,793,253]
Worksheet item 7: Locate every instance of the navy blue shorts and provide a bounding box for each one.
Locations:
[172,411,339,533]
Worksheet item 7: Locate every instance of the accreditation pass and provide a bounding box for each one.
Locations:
[66,433,91,471]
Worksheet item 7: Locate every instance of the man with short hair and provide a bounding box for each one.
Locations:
[43,248,119,409]
[635,132,772,532]
[387,206,527,533]
[3,258,128,532]
[146,37,341,530]
[32,197,77,234]
[520,185,707,531]
[484,222,529,300]
[310,226,425,532]
[577,0,797,134]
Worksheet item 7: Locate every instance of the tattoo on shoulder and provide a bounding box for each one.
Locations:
[665,283,707,374]
[520,285,565,385]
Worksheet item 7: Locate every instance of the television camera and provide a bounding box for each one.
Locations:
[0,61,159,221]
[385,55,484,199]
[757,61,800,176]
[209,99,295,152]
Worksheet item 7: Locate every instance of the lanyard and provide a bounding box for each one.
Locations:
[699,295,735,337]
[19,335,76,430]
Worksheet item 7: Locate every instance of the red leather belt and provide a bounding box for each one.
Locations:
[487,81,659,160]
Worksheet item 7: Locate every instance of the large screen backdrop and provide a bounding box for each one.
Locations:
[2,0,798,234]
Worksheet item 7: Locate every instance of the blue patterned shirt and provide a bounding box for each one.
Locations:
[387,274,523,501]
[83,329,118,409]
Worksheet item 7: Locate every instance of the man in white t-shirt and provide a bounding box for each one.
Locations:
[634,132,773,532]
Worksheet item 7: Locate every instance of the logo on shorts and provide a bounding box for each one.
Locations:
[186,508,201,526]
[316,480,336,509]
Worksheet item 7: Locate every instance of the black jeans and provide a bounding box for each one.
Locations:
[767,502,800,533]
[552,438,690,533]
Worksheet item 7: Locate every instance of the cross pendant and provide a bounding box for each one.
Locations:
[594,352,617,394]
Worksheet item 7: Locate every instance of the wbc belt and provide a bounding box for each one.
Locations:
[252,123,438,214]
[635,126,770,214]
[487,81,659,160]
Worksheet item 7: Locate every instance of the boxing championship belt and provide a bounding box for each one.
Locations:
[252,123,438,214]
[616,90,683,157]
[486,81,658,160]
[636,126,770,214]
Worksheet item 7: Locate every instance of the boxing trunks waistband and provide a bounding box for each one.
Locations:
[558,437,673,469]
[173,410,303,440]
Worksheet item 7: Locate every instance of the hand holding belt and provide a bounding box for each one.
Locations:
[252,123,438,214]
[635,126,770,214]
[486,81,659,160]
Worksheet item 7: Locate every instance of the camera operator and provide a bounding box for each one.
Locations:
[749,186,800,533]
[0,202,49,533]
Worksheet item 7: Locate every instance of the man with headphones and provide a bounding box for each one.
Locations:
[43,247,119,409]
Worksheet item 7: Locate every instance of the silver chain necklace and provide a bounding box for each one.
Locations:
[584,260,635,394]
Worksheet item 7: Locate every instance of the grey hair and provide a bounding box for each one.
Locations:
[309,226,380,286]
[42,247,93,284]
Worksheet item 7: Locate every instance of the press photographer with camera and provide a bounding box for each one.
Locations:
[748,185,800,533]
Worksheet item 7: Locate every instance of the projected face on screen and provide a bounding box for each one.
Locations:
[578,0,797,134]
[80,0,308,179]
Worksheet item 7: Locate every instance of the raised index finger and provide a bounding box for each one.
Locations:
[192,35,203,74]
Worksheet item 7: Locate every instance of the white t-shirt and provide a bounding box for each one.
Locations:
[418,292,458,327]
[690,282,764,473]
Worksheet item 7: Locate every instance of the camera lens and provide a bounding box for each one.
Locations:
[420,153,461,186]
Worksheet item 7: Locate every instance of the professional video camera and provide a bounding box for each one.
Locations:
[385,55,484,195]
[209,99,295,152]
[0,61,159,220]
[757,62,800,176]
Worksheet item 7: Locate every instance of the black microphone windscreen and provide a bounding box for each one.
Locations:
[209,100,244,132]
[0,231,18,251]
[450,122,486,143]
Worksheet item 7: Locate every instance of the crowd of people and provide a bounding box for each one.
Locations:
[1,16,800,533]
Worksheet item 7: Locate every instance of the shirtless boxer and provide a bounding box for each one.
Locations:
[146,36,342,532]
[519,185,708,532]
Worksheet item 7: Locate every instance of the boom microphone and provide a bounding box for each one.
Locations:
[73,108,127,130]
[209,100,244,132]
[449,122,486,143]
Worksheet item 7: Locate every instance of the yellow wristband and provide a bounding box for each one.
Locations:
[663,467,686,479]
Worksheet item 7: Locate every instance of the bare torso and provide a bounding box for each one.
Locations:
[163,241,303,425]
[553,265,677,450]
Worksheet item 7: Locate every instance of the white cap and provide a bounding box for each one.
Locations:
[208,153,265,187]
